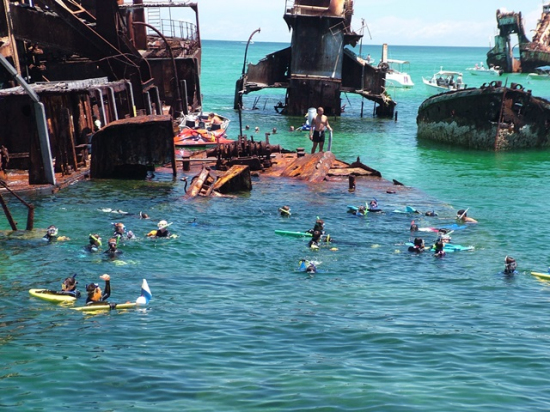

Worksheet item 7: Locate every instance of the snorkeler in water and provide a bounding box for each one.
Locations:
[104,237,122,257]
[504,256,517,274]
[85,274,111,305]
[147,220,173,238]
[85,233,102,252]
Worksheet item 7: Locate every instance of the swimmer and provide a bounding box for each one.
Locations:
[85,274,111,305]
[85,233,102,252]
[299,259,317,273]
[279,206,291,217]
[104,237,122,257]
[408,237,425,253]
[410,220,419,232]
[43,225,70,242]
[147,220,173,238]
[457,209,477,223]
[433,239,446,257]
[113,222,135,241]
[504,256,517,274]
[309,230,321,249]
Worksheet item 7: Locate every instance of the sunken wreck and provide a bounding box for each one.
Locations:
[234,0,395,118]
[416,81,550,151]
[0,0,203,185]
[487,3,550,73]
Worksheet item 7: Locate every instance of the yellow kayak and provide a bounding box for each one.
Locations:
[531,272,550,280]
[29,289,77,303]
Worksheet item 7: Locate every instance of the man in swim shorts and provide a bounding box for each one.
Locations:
[309,107,332,153]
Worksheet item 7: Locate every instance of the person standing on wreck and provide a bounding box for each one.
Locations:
[309,107,332,154]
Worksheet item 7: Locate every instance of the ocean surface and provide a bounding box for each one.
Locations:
[2,40,550,411]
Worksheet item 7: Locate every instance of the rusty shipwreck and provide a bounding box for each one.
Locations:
[234,0,395,118]
[487,3,550,73]
[0,0,203,186]
[416,81,550,151]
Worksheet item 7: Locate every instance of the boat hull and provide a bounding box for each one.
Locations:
[416,82,550,150]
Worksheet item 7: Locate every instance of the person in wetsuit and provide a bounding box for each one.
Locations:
[85,274,111,305]
[85,234,102,252]
[147,220,172,238]
[104,237,122,257]
[434,238,446,257]
[408,237,425,253]
[504,256,517,274]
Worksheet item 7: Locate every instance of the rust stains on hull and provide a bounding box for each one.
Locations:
[416,81,550,150]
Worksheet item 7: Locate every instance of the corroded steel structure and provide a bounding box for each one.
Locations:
[487,3,550,73]
[417,81,550,150]
[235,0,394,117]
[0,0,202,183]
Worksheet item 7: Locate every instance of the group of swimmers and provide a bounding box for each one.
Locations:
[43,215,174,305]
[51,273,111,305]
[408,209,477,257]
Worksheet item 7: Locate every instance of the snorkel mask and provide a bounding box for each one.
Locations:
[89,234,102,247]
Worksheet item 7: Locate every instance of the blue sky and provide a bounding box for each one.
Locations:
[191,1,543,47]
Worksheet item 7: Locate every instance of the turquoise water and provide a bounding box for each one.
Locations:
[2,41,550,411]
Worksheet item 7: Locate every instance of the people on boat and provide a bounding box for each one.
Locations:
[85,233,102,252]
[147,220,172,238]
[456,209,477,223]
[408,237,425,253]
[104,237,122,257]
[279,206,291,217]
[504,256,517,274]
[85,274,111,305]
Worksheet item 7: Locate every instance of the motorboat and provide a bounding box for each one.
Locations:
[174,112,233,147]
[384,59,414,88]
[527,65,550,80]
[466,64,503,76]
[422,68,466,93]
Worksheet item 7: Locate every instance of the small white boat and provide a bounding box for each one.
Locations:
[422,68,465,93]
[527,65,550,81]
[384,59,414,88]
[466,65,502,76]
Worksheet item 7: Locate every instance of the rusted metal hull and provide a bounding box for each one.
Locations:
[416,82,550,150]
[235,0,395,117]
[90,115,176,179]
[487,5,550,73]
